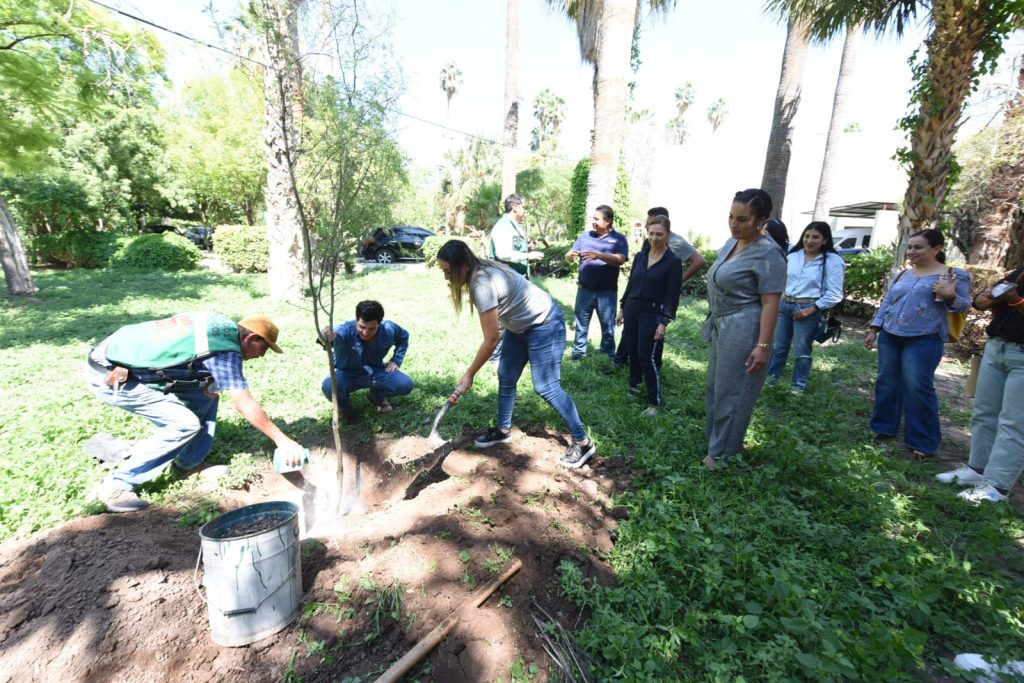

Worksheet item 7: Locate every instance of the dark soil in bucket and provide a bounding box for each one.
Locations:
[0,424,637,682]
[208,513,293,539]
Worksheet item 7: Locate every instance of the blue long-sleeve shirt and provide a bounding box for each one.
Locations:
[871,267,971,339]
[783,250,845,310]
[330,320,409,373]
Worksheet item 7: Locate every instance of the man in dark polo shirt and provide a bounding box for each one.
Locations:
[565,204,629,360]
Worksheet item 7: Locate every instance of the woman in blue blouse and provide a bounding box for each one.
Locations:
[767,222,845,392]
[616,215,682,416]
[864,229,971,457]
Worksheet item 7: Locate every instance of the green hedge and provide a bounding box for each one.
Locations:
[215,224,268,273]
[532,241,573,278]
[842,247,894,301]
[31,230,123,268]
[420,234,488,268]
[109,233,201,271]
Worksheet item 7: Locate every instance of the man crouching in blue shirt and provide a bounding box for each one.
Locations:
[321,300,413,420]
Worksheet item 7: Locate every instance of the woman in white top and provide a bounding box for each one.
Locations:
[436,240,595,469]
[766,222,845,392]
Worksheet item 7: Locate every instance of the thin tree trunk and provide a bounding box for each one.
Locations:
[0,196,38,296]
[894,0,986,268]
[968,60,1024,267]
[586,0,637,221]
[812,23,861,222]
[501,0,519,199]
[260,0,307,302]
[761,17,810,220]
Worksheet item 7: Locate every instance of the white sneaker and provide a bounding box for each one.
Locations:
[958,484,1008,505]
[936,465,986,487]
[953,653,1024,682]
[641,406,658,417]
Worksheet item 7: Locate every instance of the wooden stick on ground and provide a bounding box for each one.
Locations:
[374,558,523,683]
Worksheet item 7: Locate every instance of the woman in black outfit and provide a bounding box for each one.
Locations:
[616,215,682,416]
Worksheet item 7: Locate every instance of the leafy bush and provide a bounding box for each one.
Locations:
[31,230,123,268]
[215,224,268,273]
[566,158,633,233]
[110,232,202,271]
[680,247,717,298]
[843,246,895,301]
[531,241,573,278]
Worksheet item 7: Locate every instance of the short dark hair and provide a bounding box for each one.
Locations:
[504,193,525,213]
[732,188,773,223]
[355,300,385,323]
[595,204,614,224]
[647,207,669,218]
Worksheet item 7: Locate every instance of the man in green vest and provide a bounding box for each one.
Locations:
[85,312,306,513]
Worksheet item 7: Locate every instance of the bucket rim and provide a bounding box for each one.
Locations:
[199,500,299,541]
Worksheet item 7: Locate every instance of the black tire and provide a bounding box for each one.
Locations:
[375,249,397,264]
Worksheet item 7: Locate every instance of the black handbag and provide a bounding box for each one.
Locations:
[812,253,842,344]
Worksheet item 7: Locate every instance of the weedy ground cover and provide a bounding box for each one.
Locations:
[1,266,1021,680]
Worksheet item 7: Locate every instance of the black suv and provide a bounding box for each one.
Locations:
[360,226,435,264]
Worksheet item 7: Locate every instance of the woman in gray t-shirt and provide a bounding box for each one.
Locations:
[702,189,786,469]
[436,240,595,469]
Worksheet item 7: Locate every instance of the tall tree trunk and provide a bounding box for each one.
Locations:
[968,61,1024,267]
[501,0,519,199]
[586,0,637,219]
[0,196,37,296]
[260,0,306,302]
[894,0,987,267]
[761,18,810,220]
[812,23,861,222]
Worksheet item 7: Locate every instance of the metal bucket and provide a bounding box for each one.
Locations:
[196,501,302,647]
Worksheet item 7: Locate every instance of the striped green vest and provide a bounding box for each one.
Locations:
[104,312,241,370]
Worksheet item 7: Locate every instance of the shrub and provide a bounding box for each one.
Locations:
[31,230,122,268]
[566,158,633,233]
[532,241,573,278]
[215,224,268,273]
[680,247,717,298]
[843,246,894,301]
[421,234,488,268]
[110,233,202,271]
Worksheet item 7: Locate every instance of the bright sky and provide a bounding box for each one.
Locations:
[110,0,1021,242]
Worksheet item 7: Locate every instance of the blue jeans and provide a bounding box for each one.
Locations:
[321,366,413,408]
[767,301,821,390]
[968,338,1024,490]
[498,303,588,443]
[86,362,218,490]
[572,286,617,358]
[870,330,944,454]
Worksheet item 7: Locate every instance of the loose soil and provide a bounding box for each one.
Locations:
[0,424,636,682]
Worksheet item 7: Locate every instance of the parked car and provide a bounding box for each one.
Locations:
[181,226,214,250]
[360,225,435,263]
[837,247,870,257]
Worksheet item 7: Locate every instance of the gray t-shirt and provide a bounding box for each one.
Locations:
[470,262,551,333]
[706,235,786,318]
[668,233,697,263]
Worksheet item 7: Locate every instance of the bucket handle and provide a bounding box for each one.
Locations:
[193,545,299,617]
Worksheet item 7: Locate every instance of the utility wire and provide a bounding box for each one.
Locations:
[86,0,570,162]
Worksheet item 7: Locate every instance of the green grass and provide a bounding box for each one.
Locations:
[2,266,1023,680]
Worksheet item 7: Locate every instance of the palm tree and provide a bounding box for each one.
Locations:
[501,0,520,198]
[665,114,688,144]
[768,0,1024,266]
[548,0,677,217]
[674,82,695,115]
[707,98,728,134]
[760,17,810,220]
[439,62,462,119]
[531,88,566,153]
[812,23,862,222]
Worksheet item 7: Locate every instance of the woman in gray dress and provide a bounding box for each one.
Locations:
[702,189,787,469]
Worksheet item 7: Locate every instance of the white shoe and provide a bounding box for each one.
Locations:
[953,652,1024,682]
[936,465,986,487]
[958,484,1008,505]
[641,406,658,417]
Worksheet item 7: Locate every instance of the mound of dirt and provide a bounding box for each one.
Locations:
[0,426,638,682]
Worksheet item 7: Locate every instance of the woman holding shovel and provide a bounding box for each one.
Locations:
[436,240,595,469]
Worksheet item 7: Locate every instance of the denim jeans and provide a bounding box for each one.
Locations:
[572,286,617,359]
[870,330,944,454]
[767,301,821,390]
[85,362,218,490]
[968,338,1024,490]
[498,303,588,443]
[321,366,414,407]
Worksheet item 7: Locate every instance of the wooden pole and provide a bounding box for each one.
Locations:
[374,559,523,683]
